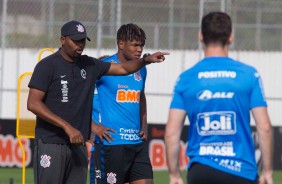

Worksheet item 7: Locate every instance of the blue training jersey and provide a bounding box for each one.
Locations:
[92,87,100,124]
[170,57,267,181]
[95,53,147,145]
[91,88,100,152]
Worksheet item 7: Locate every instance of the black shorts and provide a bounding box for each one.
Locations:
[95,142,153,184]
[187,163,258,184]
[33,139,88,184]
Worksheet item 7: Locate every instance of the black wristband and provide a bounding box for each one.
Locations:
[142,53,151,63]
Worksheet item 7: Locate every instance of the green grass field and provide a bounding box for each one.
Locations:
[0,168,282,184]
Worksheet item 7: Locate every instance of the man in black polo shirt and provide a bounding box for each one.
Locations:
[27,20,168,184]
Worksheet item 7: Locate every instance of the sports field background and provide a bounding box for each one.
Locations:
[0,168,281,184]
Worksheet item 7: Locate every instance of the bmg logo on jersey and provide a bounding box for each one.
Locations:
[196,111,236,136]
[116,89,140,103]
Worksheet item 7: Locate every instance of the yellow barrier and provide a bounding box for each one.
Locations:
[16,72,34,139]
[17,48,54,184]
[16,72,33,184]
[37,47,55,62]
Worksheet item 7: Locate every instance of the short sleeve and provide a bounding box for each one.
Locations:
[170,76,186,110]
[250,71,267,108]
[94,58,111,80]
[28,60,52,92]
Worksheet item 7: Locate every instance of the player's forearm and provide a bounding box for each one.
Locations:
[121,58,145,74]
[165,133,181,176]
[165,110,186,176]
[107,52,167,75]
[107,59,144,76]
[118,52,167,74]
[140,93,147,131]
[91,120,101,134]
[28,99,70,130]
[252,107,273,173]
[258,125,273,173]
[141,115,147,132]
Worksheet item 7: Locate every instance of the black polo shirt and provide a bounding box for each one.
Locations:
[29,51,110,144]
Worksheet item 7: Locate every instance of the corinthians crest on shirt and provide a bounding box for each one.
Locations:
[134,70,142,81]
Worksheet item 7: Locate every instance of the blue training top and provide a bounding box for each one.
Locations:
[94,53,147,145]
[91,88,100,152]
[92,88,100,124]
[170,56,267,181]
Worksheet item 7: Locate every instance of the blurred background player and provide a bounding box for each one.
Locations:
[165,12,273,184]
[91,23,153,184]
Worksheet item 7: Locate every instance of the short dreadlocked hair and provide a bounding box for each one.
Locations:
[117,23,146,45]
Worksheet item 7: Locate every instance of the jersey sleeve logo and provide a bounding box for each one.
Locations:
[134,70,142,81]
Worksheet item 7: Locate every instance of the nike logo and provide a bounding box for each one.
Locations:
[60,75,66,78]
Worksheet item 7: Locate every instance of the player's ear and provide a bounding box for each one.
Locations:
[228,33,233,45]
[61,36,66,45]
[118,40,125,50]
[198,32,204,43]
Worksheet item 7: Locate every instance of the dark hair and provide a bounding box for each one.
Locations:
[201,12,232,46]
[117,23,146,45]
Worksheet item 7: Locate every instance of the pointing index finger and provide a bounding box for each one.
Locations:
[159,52,170,55]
